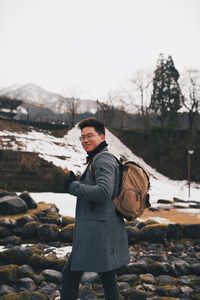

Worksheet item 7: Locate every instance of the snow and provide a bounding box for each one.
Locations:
[1,123,200,218]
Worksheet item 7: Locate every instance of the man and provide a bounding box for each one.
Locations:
[61,118,129,300]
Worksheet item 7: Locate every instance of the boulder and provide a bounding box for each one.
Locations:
[0,195,28,215]
[37,224,59,242]
[21,221,41,239]
[0,265,19,284]
[59,223,74,242]
[19,191,37,209]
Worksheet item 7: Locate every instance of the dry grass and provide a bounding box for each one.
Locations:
[141,208,200,224]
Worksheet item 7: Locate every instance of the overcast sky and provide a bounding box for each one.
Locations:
[0,0,200,99]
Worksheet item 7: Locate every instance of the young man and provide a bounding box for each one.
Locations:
[61,118,129,300]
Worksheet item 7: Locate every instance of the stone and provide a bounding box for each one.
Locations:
[122,287,147,299]
[127,227,143,244]
[61,216,75,226]
[21,221,41,239]
[18,264,35,278]
[183,224,200,239]
[157,275,178,286]
[142,224,168,241]
[59,223,74,242]
[0,265,19,284]
[37,224,59,242]
[41,269,62,283]
[118,274,138,284]
[19,191,37,209]
[157,199,174,204]
[0,195,28,215]
[167,224,183,240]
[17,277,37,291]
[127,261,149,274]
[0,285,15,297]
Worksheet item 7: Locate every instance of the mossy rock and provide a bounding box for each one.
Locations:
[0,291,48,300]
[0,246,42,265]
[21,221,41,239]
[29,253,65,271]
[59,223,75,241]
[142,223,168,241]
[0,264,19,284]
[61,216,75,226]
[37,224,59,242]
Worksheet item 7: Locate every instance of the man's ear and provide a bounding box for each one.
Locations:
[101,134,105,141]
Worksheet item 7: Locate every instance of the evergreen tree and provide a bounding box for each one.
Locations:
[150,54,182,127]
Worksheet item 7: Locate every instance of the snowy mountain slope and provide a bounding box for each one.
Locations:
[0,83,97,114]
[1,124,200,204]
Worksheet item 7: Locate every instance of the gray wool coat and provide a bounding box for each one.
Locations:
[69,147,130,272]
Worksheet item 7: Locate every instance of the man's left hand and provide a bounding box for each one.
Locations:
[64,171,77,193]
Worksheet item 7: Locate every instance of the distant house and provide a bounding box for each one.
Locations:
[0,96,23,119]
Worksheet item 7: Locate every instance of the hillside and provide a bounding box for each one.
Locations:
[0,150,66,192]
[0,119,200,202]
[112,128,200,183]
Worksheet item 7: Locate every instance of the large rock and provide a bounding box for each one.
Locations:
[0,195,28,215]
[19,191,37,209]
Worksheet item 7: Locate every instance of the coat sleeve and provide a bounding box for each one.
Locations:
[69,152,117,202]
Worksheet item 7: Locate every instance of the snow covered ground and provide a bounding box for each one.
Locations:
[1,124,200,218]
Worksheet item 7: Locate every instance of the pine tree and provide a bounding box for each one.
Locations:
[150,54,182,127]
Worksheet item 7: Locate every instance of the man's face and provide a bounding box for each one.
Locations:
[80,126,105,153]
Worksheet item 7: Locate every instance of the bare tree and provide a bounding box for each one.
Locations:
[58,87,80,128]
[129,70,153,129]
[180,69,200,130]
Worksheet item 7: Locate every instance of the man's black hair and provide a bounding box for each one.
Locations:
[78,118,105,135]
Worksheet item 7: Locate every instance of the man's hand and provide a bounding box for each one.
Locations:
[64,171,77,193]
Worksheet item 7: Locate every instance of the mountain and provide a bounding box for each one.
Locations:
[0,83,97,114]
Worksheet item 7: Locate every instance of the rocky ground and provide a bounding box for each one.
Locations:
[0,194,200,300]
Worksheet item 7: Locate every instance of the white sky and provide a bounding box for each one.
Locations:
[0,0,200,99]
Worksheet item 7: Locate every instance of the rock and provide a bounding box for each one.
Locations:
[157,199,174,204]
[17,215,36,227]
[0,285,15,296]
[41,269,62,283]
[0,291,49,299]
[37,224,59,242]
[139,273,157,284]
[61,216,75,226]
[127,261,149,274]
[191,263,200,275]
[29,253,65,271]
[59,223,74,242]
[148,261,170,276]
[167,224,183,240]
[81,272,100,285]
[183,224,200,239]
[173,197,187,203]
[0,195,28,215]
[189,203,200,209]
[0,246,40,265]
[0,235,21,246]
[171,260,191,276]
[0,226,12,238]
[17,277,37,291]
[18,265,35,278]
[19,191,37,209]
[0,265,19,284]
[118,274,138,284]
[21,221,41,239]
[127,227,143,244]
[157,275,178,286]
[122,287,147,299]
[142,224,168,241]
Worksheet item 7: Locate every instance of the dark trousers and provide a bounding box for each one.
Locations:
[61,255,119,300]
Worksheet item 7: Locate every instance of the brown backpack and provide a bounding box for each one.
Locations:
[89,155,151,221]
[113,157,151,221]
